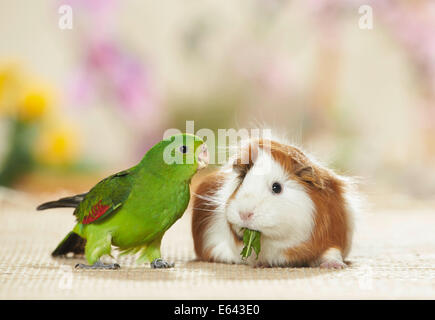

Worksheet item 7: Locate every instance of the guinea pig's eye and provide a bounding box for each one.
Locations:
[179,145,188,154]
[271,182,282,194]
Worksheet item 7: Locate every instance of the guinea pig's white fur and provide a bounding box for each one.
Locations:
[192,137,359,268]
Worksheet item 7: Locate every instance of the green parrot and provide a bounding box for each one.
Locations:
[37,133,208,269]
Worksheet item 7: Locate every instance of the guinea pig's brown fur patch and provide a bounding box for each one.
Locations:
[191,172,225,261]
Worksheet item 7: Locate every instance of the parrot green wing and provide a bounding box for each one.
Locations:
[74,169,134,225]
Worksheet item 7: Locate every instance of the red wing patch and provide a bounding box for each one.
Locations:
[82,200,111,224]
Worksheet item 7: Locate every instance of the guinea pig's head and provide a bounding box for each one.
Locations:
[225,139,327,243]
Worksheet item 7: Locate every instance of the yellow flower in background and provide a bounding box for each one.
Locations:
[0,61,56,122]
[1,60,83,177]
[34,123,80,167]
[0,62,23,117]
[18,82,55,122]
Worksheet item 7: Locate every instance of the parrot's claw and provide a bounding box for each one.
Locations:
[150,258,174,269]
[75,261,121,270]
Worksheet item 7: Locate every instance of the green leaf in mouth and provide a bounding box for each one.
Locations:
[240,228,261,260]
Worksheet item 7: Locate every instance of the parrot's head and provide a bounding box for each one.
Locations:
[143,133,209,181]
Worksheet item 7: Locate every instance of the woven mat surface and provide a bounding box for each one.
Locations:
[0,191,434,300]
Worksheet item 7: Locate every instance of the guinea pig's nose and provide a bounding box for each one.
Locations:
[239,212,254,221]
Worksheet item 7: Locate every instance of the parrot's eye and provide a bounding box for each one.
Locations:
[179,145,188,154]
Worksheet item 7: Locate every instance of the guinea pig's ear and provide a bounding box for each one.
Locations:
[232,142,258,179]
[295,165,326,189]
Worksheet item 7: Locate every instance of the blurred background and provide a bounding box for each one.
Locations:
[1,0,434,204]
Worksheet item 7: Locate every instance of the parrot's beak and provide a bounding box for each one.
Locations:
[197,144,209,170]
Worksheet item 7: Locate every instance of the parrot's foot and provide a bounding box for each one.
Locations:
[75,261,120,270]
[150,258,174,269]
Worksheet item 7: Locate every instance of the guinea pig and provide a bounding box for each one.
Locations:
[191,138,359,268]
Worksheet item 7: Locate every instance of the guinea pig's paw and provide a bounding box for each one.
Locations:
[319,259,347,269]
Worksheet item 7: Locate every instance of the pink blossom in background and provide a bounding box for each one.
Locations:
[376,1,435,127]
[60,1,161,115]
[377,2,435,88]
[59,0,163,152]
[304,0,367,17]
[305,0,435,126]
[232,44,295,99]
[61,0,117,35]
[85,39,155,115]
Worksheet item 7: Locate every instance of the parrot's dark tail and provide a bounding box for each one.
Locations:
[52,231,86,257]
[36,193,88,211]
